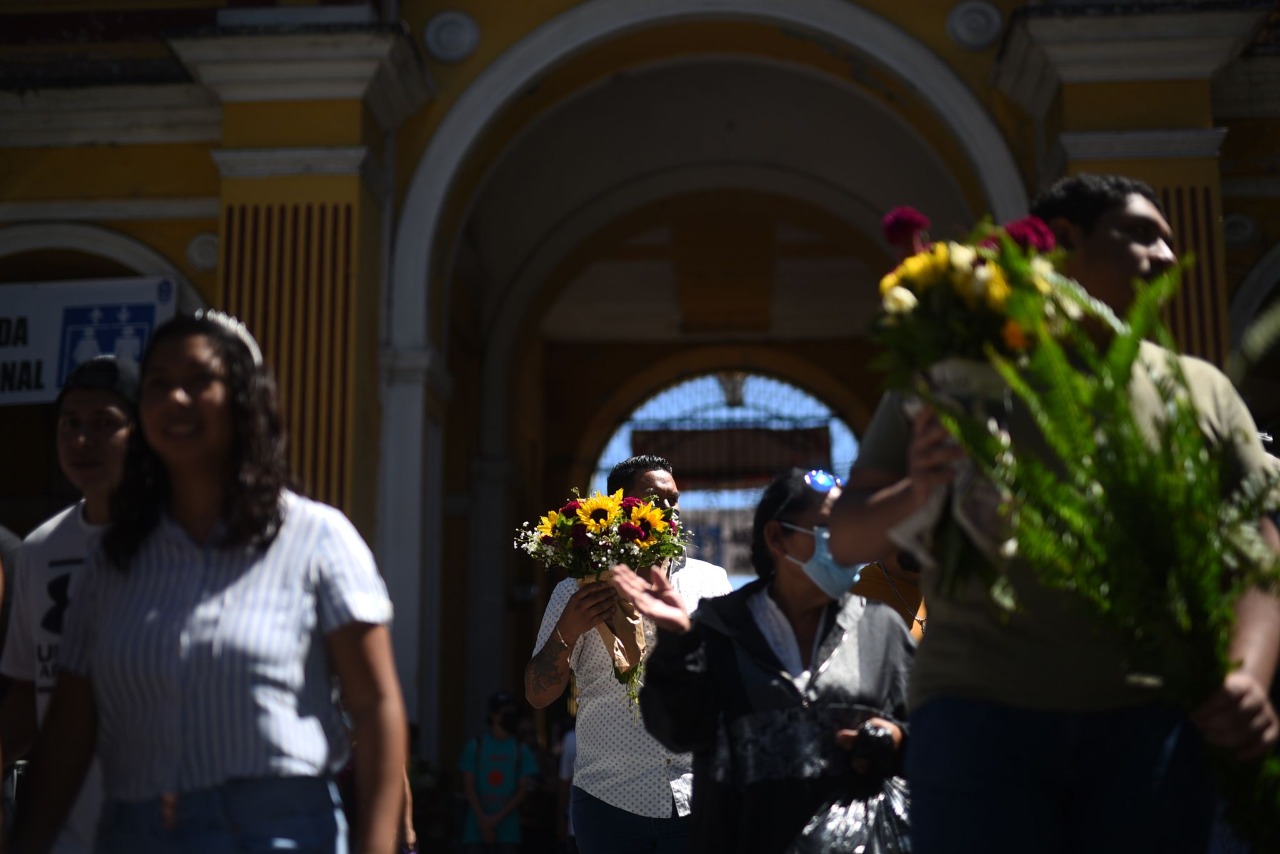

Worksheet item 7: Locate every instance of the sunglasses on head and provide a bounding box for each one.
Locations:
[772,470,844,523]
[803,470,843,493]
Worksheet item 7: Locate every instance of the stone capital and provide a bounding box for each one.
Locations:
[996,7,1268,117]
[169,27,434,132]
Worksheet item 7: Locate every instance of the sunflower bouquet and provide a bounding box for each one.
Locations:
[516,489,691,698]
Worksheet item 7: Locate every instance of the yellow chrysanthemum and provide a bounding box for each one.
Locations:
[899,242,949,290]
[536,511,561,538]
[982,263,1011,312]
[879,269,902,296]
[627,503,669,547]
[578,489,623,534]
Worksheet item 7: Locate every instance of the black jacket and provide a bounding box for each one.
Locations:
[640,579,915,853]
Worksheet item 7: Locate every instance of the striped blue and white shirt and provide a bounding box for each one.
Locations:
[61,490,393,802]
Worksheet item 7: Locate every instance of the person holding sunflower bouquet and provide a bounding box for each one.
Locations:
[523,455,730,854]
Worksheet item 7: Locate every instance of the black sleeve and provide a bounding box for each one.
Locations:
[639,625,721,755]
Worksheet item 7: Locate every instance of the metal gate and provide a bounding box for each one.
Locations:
[591,372,856,579]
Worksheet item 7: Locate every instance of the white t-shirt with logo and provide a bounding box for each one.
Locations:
[1,502,106,854]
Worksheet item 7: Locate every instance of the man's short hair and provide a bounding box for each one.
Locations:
[1030,174,1162,235]
[55,355,139,414]
[607,454,673,495]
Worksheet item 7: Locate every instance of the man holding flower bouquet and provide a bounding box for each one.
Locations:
[828,174,1280,853]
[524,455,731,854]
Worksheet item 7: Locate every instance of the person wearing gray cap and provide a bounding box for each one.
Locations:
[0,355,137,853]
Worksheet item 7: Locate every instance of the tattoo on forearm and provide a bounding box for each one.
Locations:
[526,636,568,697]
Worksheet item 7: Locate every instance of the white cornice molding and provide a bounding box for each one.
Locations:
[1222,177,1280,199]
[212,145,366,177]
[168,29,434,131]
[0,197,220,223]
[1214,56,1280,119]
[1059,128,1228,161]
[211,146,387,203]
[997,9,1267,117]
[0,85,221,148]
[1027,10,1267,82]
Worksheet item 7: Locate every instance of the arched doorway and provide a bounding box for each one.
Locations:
[588,371,859,582]
[398,1,1028,749]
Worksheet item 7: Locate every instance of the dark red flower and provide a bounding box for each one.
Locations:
[882,206,931,249]
[560,500,582,515]
[1002,216,1056,253]
[570,523,590,548]
[620,496,644,512]
[619,522,645,542]
[540,535,555,546]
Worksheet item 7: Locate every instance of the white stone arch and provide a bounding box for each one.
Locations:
[387,0,1029,738]
[391,0,1027,355]
[1230,241,1280,349]
[0,222,188,280]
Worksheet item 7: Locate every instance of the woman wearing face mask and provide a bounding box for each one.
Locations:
[611,468,915,853]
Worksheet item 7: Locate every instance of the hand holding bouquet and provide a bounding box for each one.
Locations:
[516,489,691,699]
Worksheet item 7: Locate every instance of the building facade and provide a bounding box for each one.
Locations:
[2,0,1279,771]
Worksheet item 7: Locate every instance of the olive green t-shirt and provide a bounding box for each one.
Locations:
[854,342,1273,713]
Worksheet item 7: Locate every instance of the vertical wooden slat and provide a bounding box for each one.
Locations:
[1203,188,1224,365]
[334,203,353,506]
[219,198,360,508]
[220,206,238,308]
[289,205,312,486]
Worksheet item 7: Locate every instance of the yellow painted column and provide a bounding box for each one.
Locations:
[170,28,431,528]
[995,7,1267,365]
[1058,138,1230,364]
[214,165,381,519]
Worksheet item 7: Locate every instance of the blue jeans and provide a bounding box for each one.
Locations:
[570,786,691,854]
[97,776,347,854]
[907,698,1215,854]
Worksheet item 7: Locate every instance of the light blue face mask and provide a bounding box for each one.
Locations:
[779,523,864,599]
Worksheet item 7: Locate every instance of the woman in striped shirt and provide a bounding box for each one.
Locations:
[15,311,407,854]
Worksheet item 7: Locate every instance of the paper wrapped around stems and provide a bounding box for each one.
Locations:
[578,569,645,679]
[889,358,1012,574]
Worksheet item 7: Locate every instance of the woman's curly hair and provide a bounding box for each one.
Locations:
[103,314,292,569]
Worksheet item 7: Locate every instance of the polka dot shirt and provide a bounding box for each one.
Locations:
[533,557,731,817]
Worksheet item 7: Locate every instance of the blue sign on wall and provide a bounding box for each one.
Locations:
[58,303,156,386]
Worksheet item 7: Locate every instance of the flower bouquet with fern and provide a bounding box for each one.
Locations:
[870,209,1116,595]
[515,489,691,698]
[873,208,1280,843]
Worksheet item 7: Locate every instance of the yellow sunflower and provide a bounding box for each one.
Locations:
[627,503,669,547]
[536,511,561,538]
[578,490,623,534]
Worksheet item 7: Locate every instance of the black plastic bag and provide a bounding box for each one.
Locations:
[789,775,911,854]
